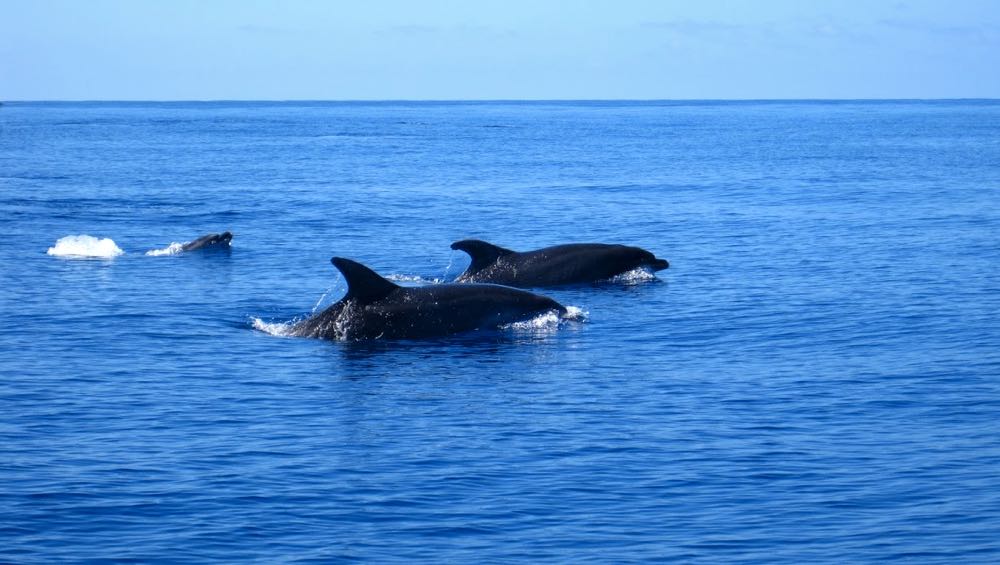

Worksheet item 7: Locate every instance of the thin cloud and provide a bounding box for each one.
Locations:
[877,18,1000,41]
[639,19,749,36]
[636,19,796,50]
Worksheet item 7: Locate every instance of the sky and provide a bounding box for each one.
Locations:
[2,0,999,100]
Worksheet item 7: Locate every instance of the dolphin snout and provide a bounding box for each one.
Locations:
[651,258,669,271]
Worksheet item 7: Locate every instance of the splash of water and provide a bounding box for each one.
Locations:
[502,306,588,332]
[251,318,295,337]
[47,235,124,258]
[609,268,657,284]
[564,306,589,321]
[144,243,185,256]
[502,310,563,331]
[442,252,458,281]
[311,273,345,313]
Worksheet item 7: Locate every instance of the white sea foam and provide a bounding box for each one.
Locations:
[503,310,563,331]
[563,306,589,321]
[502,306,588,332]
[251,317,295,337]
[144,243,185,256]
[47,235,124,258]
[610,268,657,284]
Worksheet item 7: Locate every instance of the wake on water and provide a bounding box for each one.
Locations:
[145,243,185,256]
[252,306,588,340]
[48,234,232,258]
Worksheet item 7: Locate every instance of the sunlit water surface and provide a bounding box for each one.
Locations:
[2,101,999,562]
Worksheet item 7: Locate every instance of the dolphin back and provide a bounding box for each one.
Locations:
[294,258,567,341]
[331,257,400,303]
[451,240,669,287]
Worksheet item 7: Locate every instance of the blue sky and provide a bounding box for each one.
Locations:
[2,0,998,100]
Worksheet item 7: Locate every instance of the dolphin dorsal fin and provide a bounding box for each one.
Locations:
[450,239,515,273]
[331,257,400,303]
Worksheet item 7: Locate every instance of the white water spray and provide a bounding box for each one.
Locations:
[47,235,124,258]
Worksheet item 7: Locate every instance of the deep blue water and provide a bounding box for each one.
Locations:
[2,100,1000,562]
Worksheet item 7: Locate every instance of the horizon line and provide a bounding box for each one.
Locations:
[3,97,1000,104]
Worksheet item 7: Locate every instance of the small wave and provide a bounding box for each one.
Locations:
[144,243,184,256]
[1,174,72,181]
[47,235,124,258]
[609,268,657,284]
[251,317,295,337]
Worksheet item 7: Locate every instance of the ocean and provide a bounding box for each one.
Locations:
[2,100,999,562]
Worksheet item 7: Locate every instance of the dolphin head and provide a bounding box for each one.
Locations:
[630,247,668,271]
[180,231,234,252]
[516,289,568,318]
[648,257,670,271]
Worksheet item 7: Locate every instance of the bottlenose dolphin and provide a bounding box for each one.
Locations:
[451,239,669,288]
[290,257,568,341]
[181,231,232,252]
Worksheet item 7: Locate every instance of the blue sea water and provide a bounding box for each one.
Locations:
[1,100,999,562]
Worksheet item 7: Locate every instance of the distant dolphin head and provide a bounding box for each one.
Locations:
[180,231,234,252]
[199,231,233,247]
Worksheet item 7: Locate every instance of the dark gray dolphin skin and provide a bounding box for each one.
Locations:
[450,239,669,287]
[181,231,233,252]
[290,257,568,341]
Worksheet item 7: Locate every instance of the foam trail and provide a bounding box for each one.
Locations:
[47,235,124,258]
[145,243,185,256]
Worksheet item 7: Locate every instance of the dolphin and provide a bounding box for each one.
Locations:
[450,239,669,288]
[289,257,568,341]
[181,231,233,252]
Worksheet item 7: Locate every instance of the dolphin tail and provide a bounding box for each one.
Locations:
[450,239,515,273]
[331,257,400,303]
